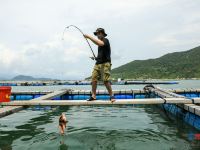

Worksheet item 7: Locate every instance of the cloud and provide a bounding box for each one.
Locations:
[0,0,200,79]
[0,32,93,79]
[151,19,200,51]
[0,44,17,66]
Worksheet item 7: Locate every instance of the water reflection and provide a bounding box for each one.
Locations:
[1,105,200,149]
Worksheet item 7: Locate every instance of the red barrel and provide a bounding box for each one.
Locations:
[0,86,11,102]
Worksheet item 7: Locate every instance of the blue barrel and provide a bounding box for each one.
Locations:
[10,95,14,100]
[61,94,69,99]
[96,95,110,100]
[72,94,90,100]
[62,94,77,100]
[11,83,17,86]
[52,96,61,100]
[68,94,74,100]
[73,94,84,100]
[84,95,90,100]
[134,94,146,99]
[62,94,73,100]
[115,94,125,99]
[114,94,133,99]
[190,93,199,98]
[34,94,44,98]
[179,93,185,96]
[185,93,191,98]
[16,95,33,100]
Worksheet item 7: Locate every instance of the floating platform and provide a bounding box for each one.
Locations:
[0,106,24,118]
[124,80,179,85]
[0,80,179,86]
[144,85,200,130]
[1,97,200,106]
[1,86,200,131]
[8,88,200,101]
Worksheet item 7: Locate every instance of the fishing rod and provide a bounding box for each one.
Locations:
[62,25,96,60]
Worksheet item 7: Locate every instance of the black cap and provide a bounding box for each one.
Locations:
[94,28,107,37]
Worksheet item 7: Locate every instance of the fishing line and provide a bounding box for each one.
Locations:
[62,25,96,60]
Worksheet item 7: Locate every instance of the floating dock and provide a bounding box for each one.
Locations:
[144,85,200,129]
[1,85,200,131]
[0,80,179,86]
[124,80,178,85]
[1,97,200,106]
[0,106,24,118]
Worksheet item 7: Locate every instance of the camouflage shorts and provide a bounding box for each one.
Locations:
[92,62,111,82]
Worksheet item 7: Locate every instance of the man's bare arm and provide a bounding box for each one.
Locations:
[83,34,104,46]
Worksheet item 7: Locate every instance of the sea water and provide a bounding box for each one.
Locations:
[1,80,200,150]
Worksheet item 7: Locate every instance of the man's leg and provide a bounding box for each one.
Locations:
[103,62,115,102]
[104,81,113,96]
[91,81,97,99]
[89,64,100,100]
[104,81,115,102]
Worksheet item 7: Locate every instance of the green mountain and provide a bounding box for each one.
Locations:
[12,75,35,81]
[12,75,54,81]
[111,46,200,79]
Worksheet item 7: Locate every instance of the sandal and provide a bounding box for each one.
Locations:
[87,96,97,101]
[110,96,116,103]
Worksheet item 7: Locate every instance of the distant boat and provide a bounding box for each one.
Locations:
[122,80,179,85]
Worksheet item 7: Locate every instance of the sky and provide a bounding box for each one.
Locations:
[0,0,199,80]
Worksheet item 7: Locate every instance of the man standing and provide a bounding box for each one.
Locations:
[84,28,115,102]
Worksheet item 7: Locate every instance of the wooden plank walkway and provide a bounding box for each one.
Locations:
[144,85,200,117]
[32,89,68,101]
[1,98,200,106]
[0,106,24,118]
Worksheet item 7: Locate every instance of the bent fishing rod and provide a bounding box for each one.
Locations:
[62,25,96,60]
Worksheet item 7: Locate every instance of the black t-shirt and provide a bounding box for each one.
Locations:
[96,38,111,64]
